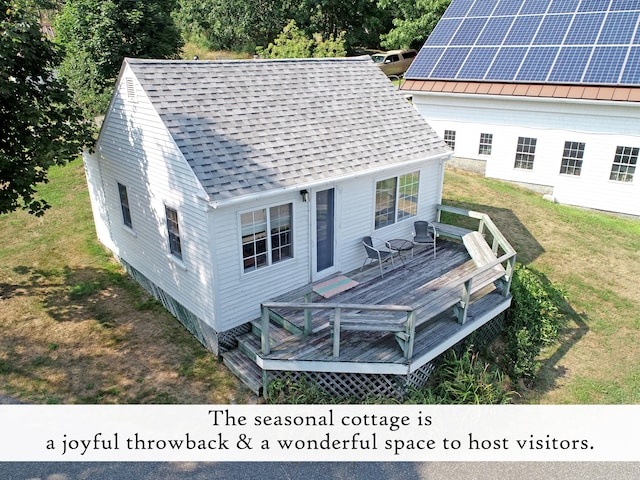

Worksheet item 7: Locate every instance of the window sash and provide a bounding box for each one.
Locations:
[165,207,182,260]
[117,183,132,228]
[375,177,397,229]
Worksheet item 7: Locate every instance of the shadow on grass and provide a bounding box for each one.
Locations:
[0,264,242,404]
[439,200,545,264]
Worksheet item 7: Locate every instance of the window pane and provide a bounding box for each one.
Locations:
[165,207,182,260]
[397,172,420,221]
[270,204,292,264]
[375,178,397,229]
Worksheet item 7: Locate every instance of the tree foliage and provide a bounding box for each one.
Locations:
[54,0,183,117]
[174,0,395,54]
[378,0,451,50]
[0,1,94,216]
[174,0,297,52]
[257,20,345,59]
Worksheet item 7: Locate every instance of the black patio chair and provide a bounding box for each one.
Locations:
[412,221,437,259]
[361,236,396,278]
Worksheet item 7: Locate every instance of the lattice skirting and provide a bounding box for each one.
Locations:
[264,314,505,401]
[118,257,249,356]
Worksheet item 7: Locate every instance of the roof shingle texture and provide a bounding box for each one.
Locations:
[125,57,449,203]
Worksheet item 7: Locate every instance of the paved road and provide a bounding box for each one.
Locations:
[1,462,640,479]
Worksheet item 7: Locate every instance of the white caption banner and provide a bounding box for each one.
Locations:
[1,405,638,462]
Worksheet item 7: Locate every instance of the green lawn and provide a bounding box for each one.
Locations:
[1,160,638,403]
[0,159,251,404]
[442,168,640,404]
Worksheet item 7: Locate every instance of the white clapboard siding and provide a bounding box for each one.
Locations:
[90,67,217,327]
[211,193,310,331]
[414,94,640,216]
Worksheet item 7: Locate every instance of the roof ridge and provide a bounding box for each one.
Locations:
[125,56,372,65]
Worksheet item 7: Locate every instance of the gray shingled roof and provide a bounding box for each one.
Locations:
[125,57,449,203]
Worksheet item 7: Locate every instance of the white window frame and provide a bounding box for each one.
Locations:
[240,203,293,273]
[609,145,637,183]
[374,171,420,230]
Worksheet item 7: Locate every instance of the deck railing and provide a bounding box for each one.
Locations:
[260,302,414,358]
[259,205,517,361]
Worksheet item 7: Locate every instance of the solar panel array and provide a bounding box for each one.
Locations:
[405,0,640,85]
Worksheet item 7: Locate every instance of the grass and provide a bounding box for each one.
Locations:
[0,159,252,404]
[1,160,639,404]
[441,168,640,404]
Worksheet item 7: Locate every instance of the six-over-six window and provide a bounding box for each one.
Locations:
[375,172,420,229]
[514,137,537,170]
[560,141,585,176]
[241,203,293,272]
[610,146,637,182]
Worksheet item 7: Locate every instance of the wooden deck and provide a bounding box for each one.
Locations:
[256,240,511,375]
[221,206,517,395]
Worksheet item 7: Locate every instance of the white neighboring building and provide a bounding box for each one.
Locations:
[402,0,640,217]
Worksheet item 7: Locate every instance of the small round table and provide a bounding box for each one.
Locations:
[386,239,414,265]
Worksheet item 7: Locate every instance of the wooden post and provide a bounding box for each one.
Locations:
[261,305,271,355]
[455,279,472,324]
[503,256,516,296]
[405,310,416,359]
[303,292,312,335]
[332,307,341,358]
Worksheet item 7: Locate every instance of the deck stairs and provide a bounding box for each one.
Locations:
[222,312,299,395]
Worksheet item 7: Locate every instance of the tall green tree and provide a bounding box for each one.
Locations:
[1,1,94,216]
[175,0,298,52]
[55,0,183,117]
[378,0,451,50]
[298,0,393,52]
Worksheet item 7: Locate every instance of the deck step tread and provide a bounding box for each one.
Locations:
[222,349,263,395]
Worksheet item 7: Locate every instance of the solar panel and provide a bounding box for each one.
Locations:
[621,46,640,83]
[405,0,640,86]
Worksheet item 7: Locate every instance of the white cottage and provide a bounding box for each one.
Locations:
[402,0,640,217]
[84,56,453,356]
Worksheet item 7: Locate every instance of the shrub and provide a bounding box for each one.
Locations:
[503,264,565,382]
[407,347,516,404]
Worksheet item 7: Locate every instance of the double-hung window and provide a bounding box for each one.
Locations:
[241,203,293,272]
[117,182,133,228]
[444,130,456,150]
[165,206,182,260]
[559,141,585,176]
[514,137,537,170]
[479,133,493,155]
[374,172,420,229]
[610,146,637,182]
